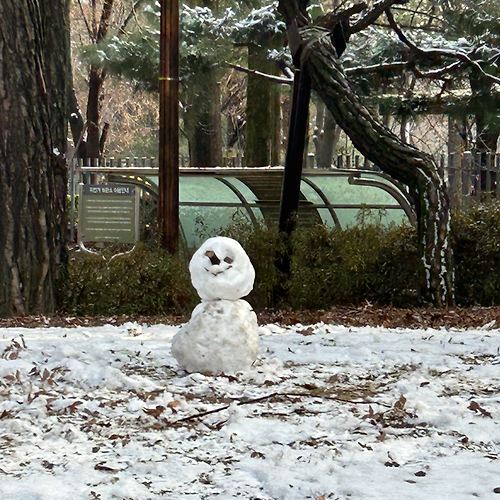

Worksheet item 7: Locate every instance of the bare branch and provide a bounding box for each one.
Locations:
[349,0,409,35]
[76,0,94,41]
[119,0,145,35]
[227,63,293,85]
[346,61,411,76]
[412,61,462,80]
[168,391,392,425]
[315,3,367,31]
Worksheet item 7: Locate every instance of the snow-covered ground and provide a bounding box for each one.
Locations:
[1,320,499,500]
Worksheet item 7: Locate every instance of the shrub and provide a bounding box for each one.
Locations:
[59,242,198,316]
[451,200,500,306]
[287,221,419,309]
[59,200,500,315]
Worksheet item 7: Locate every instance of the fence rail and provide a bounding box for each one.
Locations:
[70,150,500,206]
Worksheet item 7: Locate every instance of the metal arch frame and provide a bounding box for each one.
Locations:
[73,167,415,239]
[107,173,159,199]
[300,176,341,228]
[213,176,259,225]
[346,172,416,226]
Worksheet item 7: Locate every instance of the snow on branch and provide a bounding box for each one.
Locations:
[385,8,500,87]
[227,63,293,84]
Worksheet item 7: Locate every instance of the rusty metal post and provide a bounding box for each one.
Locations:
[158,0,179,253]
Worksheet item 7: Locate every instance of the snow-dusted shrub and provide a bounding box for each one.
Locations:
[287,222,419,309]
[60,221,422,316]
[452,200,500,306]
[60,242,197,316]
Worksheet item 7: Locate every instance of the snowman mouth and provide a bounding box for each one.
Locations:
[204,266,233,276]
[206,268,224,276]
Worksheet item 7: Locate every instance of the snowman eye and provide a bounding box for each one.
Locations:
[205,250,220,265]
[224,256,233,264]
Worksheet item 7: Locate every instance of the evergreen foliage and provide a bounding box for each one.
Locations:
[59,202,500,315]
[452,201,500,306]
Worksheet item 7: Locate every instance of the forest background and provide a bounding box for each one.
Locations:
[72,0,500,171]
[3,0,500,318]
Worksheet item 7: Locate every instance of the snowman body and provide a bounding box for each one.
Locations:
[171,237,258,374]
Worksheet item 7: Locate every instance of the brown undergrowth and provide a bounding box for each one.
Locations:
[2,304,500,329]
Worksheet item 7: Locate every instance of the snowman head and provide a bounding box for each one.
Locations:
[189,236,255,301]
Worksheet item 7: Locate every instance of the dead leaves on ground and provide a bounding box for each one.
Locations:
[1,337,27,360]
[362,394,422,436]
[468,400,492,418]
[3,305,500,330]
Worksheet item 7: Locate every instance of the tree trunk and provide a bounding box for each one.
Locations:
[470,75,499,153]
[185,69,222,166]
[246,44,281,166]
[0,0,70,316]
[314,98,339,169]
[470,74,499,195]
[447,115,466,207]
[86,66,106,159]
[300,26,454,306]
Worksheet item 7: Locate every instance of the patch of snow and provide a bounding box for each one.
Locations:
[0,323,499,499]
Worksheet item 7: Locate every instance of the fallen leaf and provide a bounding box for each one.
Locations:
[94,462,119,473]
[66,401,83,414]
[301,383,318,391]
[144,405,166,418]
[394,395,407,410]
[468,401,492,418]
[297,327,315,336]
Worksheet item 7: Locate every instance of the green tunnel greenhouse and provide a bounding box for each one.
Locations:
[75,166,415,248]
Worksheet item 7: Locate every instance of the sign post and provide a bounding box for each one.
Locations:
[78,184,139,244]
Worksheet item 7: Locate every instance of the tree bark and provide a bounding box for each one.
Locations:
[0,0,70,316]
[184,70,223,167]
[314,98,339,169]
[299,25,454,306]
[86,66,106,159]
[246,44,281,166]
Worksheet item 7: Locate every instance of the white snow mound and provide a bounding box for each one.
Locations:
[189,236,255,301]
[171,299,258,374]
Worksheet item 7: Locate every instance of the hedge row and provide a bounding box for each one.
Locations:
[58,202,500,315]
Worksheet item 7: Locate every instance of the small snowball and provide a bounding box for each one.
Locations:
[189,236,255,301]
[171,300,259,374]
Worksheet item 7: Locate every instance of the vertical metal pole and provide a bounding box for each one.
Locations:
[278,65,311,235]
[70,158,75,242]
[159,0,179,253]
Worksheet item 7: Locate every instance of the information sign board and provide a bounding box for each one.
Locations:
[79,184,139,244]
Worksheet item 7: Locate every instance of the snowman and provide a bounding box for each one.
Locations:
[171,236,259,374]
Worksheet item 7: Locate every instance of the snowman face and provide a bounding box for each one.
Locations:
[189,236,255,301]
[204,249,234,275]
